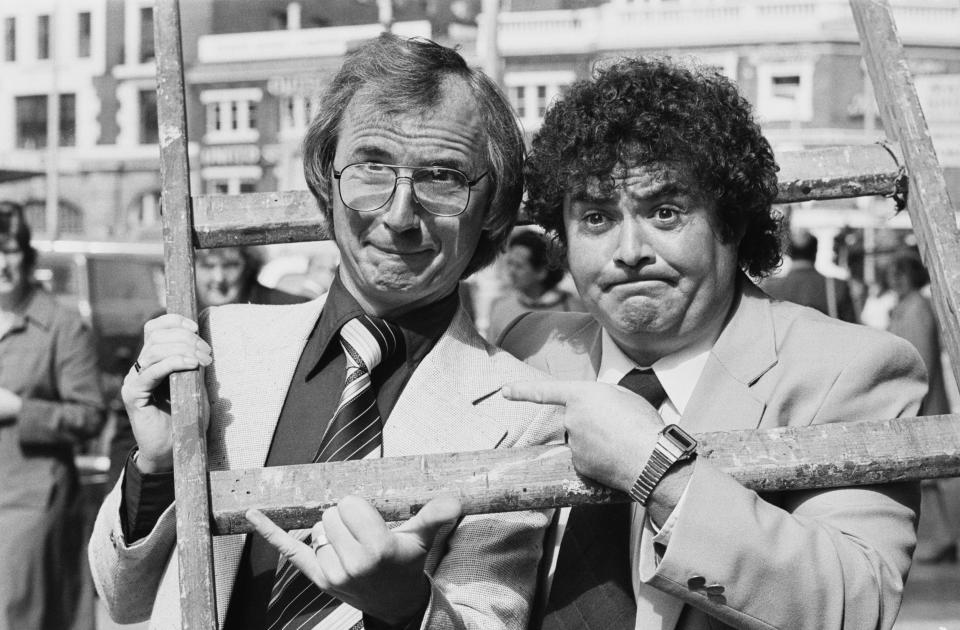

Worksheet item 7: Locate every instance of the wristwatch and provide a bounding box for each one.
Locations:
[629,424,698,506]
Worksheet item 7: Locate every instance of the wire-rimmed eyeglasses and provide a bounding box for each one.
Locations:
[333,162,488,217]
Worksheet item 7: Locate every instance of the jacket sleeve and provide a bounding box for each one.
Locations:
[18,312,106,445]
[421,508,552,629]
[637,333,926,630]
[88,476,179,624]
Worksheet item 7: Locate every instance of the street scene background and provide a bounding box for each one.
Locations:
[0,0,958,628]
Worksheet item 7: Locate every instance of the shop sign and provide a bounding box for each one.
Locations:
[200,144,262,166]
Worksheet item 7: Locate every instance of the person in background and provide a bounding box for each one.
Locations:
[487,230,584,341]
[887,252,960,564]
[196,246,310,308]
[0,201,106,630]
[763,230,858,322]
[106,246,306,487]
[499,57,925,630]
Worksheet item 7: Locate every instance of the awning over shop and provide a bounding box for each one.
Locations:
[0,168,42,184]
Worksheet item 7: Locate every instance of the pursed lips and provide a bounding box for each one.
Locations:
[599,275,676,291]
[367,242,435,256]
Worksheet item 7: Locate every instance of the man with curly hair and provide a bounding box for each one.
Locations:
[500,57,926,630]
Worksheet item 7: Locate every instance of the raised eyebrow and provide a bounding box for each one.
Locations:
[421,159,469,172]
[624,181,693,201]
[347,146,393,164]
[569,193,617,205]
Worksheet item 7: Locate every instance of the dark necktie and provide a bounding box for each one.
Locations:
[541,368,668,630]
[267,315,404,630]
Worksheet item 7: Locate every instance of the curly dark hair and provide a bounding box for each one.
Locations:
[524,57,783,278]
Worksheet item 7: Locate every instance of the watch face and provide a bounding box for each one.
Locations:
[663,424,698,456]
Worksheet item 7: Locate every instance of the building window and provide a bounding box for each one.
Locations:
[510,86,525,119]
[127,189,162,230]
[278,96,316,136]
[78,12,91,58]
[16,95,47,149]
[505,72,575,130]
[201,88,262,143]
[15,94,76,148]
[772,75,801,100]
[536,85,548,118]
[4,17,15,62]
[37,15,50,60]
[59,93,76,147]
[756,62,814,123]
[22,199,84,235]
[139,90,158,144]
[139,6,154,63]
[207,179,257,195]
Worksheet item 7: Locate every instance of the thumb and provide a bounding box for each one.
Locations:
[396,494,462,546]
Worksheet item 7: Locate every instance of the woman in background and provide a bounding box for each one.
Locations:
[487,230,584,342]
[0,201,105,630]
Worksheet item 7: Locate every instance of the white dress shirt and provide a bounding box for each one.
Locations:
[543,329,713,630]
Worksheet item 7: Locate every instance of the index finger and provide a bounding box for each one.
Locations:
[144,313,198,335]
[246,509,329,588]
[501,380,582,406]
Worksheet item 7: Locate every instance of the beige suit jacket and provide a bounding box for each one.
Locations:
[500,278,927,630]
[89,295,562,629]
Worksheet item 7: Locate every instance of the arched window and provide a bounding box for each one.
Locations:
[21,198,85,235]
[127,189,163,231]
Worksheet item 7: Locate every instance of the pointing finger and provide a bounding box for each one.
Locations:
[501,380,579,406]
[246,509,329,588]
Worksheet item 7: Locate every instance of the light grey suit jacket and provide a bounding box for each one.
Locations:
[501,278,927,630]
[89,295,562,629]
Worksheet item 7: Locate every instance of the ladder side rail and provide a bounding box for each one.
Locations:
[209,412,960,535]
[154,1,218,627]
[850,0,960,386]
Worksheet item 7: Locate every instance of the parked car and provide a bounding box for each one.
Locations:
[33,239,165,379]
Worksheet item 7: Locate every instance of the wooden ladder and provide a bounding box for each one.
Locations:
[151,0,960,626]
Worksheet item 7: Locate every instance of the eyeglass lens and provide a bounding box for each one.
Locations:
[339,163,469,216]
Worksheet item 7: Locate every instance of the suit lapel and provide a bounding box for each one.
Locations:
[385,307,508,456]
[681,279,776,434]
[202,295,328,628]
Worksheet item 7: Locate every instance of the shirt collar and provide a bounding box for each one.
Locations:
[517,288,567,309]
[598,328,714,415]
[306,273,460,372]
[7,287,53,333]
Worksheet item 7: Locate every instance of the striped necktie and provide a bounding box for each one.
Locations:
[267,315,404,630]
[542,368,668,630]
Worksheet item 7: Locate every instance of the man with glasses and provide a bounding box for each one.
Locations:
[90,34,561,630]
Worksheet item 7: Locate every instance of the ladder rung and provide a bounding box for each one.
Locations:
[208,412,959,535]
[192,144,903,249]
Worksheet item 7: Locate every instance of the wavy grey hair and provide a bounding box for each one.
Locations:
[302,33,525,276]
